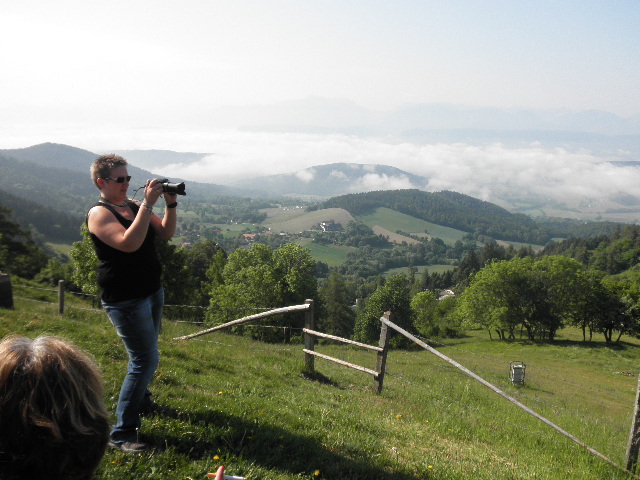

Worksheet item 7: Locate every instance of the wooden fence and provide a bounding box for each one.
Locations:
[303,310,391,394]
[173,299,392,394]
[10,278,640,476]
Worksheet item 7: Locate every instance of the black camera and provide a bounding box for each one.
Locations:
[157,178,186,196]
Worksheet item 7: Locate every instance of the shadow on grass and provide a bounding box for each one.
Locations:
[300,369,340,387]
[519,338,640,351]
[146,407,422,480]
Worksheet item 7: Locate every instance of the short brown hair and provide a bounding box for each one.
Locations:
[0,336,109,480]
[90,154,127,189]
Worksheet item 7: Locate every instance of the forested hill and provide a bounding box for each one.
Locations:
[0,187,82,242]
[317,189,551,244]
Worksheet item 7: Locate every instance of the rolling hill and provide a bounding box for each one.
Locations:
[230,163,428,197]
[317,189,551,244]
[0,142,624,251]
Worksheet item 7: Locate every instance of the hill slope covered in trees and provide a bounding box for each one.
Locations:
[317,189,551,244]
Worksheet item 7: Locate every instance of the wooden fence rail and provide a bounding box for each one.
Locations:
[304,311,391,394]
[173,300,313,341]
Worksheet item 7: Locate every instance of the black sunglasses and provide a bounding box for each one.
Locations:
[103,176,131,183]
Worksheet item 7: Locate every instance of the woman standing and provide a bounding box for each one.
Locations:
[87,154,178,453]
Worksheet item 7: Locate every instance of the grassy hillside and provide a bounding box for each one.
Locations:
[1,289,638,479]
[356,207,468,245]
[319,189,551,244]
[264,207,354,234]
[296,238,357,267]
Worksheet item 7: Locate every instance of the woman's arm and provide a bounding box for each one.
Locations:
[87,179,164,253]
[149,192,178,239]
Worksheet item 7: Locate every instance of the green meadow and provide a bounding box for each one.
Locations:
[2,284,639,479]
[356,207,468,245]
[296,238,357,267]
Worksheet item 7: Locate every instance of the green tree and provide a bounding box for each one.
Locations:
[182,240,226,305]
[318,271,356,338]
[354,274,412,346]
[69,224,99,297]
[411,291,461,339]
[456,257,551,340]
[206,243,318,342]
[34,258,75,289]
[0,204,48,279]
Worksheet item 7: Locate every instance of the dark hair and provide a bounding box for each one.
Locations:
[0,336,109,480]
[90,154,128,189]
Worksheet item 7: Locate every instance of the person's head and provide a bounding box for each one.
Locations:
[0,335,109,480]
[91,154,128,190]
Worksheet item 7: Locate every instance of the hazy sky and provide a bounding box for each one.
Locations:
[2,0,639,127]
[2,0,639,212]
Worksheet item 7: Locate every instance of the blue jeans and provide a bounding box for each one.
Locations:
[103,288,164,443]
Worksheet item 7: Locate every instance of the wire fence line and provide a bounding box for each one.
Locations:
[10,285,633,401]
[10,284,304,336]
[11,283,634,403]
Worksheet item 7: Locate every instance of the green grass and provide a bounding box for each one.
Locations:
[296,238,357,267]
[383,264,455,277]
[356,208,468,245]
[46,241,74,257]
[1,291,639,479]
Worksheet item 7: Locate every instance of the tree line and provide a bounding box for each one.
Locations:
[4,197,640,347]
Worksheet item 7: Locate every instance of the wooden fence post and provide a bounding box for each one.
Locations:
[374,311,392,394]
[58,280,65,315]
[0,272,13,309]
[626,375,640,472]
[303,299,315,373]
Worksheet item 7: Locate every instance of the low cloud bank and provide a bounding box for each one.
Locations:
[155,130,637,207]
[1,124,635,208]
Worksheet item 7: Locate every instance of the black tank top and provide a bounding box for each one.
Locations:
[88,200,162,303]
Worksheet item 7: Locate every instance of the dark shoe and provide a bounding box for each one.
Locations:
[108,440,152,453]
[140,401,171,416]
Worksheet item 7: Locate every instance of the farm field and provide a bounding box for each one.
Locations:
[264,207,354,234]
[384,264,455,277]
[2,288,638,480]
[296,238,357,267]
[356,207,468,245]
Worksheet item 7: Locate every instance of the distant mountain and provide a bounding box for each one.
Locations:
[108,149,211,170]
[193,98,640,146]
[230,163,428,198]
[2,143,99,173]
[0,144,245,210]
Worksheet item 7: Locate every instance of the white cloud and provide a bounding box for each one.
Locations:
[296,168,316,183]
[104,130,640,210]
[350,174,417,193]
[1,122,636,211]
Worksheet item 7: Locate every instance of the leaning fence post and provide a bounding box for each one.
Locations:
[0,272,13,309]
[303,299,315,373]
[58,280,65,315]
[374,311,392,394]
[626,374,640,472]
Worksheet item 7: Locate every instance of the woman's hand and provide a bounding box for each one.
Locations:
[163,191,178,204]
[143,179,164,207]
